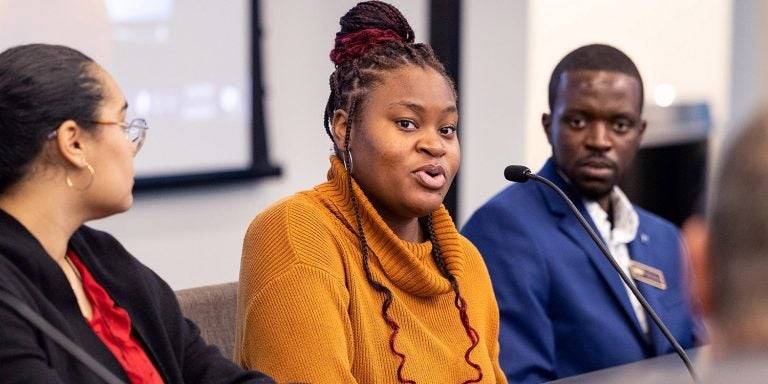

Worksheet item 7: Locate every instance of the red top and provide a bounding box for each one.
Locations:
[67,250,164,384]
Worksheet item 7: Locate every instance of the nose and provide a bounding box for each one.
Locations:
[584,122,612,151]
[418,130,447,157]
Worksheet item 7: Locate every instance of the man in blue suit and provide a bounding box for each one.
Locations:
[462,44,705,383]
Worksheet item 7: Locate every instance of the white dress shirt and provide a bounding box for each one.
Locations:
[583,186,648,335]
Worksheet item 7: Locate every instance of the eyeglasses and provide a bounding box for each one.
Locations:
[47,118,149,152]
[91,118,149,151]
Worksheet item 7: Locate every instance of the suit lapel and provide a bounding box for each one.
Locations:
[538,161,649,343]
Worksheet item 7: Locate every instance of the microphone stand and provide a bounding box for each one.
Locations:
[520,168,697,381]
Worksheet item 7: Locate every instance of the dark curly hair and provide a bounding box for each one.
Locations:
[0,44,103,194]
[324,2,481,383]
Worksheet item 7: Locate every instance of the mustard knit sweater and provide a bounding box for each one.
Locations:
[235,157,506,384]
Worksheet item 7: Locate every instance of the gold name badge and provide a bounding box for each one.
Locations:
[629,260,667,290]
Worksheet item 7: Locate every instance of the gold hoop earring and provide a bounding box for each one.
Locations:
[343,149,354,173]
[66,163,95,191]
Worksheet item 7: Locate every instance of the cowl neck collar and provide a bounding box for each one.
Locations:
[316,156,466,297]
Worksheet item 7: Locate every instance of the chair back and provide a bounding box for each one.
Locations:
[175,281,238,360]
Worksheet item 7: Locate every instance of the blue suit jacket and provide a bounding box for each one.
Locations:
[461,159,704,383]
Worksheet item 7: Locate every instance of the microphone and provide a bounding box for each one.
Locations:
[504,165,696,380]
[503,165,532,183]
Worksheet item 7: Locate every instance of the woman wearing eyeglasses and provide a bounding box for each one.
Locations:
[0,44,274,383]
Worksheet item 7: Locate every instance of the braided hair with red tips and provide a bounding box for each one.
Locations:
[324,2,482,383]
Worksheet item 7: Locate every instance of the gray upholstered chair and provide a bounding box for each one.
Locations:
[175,281,239,361]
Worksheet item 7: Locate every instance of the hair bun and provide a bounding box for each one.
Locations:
[330,28,403,65]
[329,1,414,66]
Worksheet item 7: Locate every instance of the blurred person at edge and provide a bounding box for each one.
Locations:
[683,109,768,383]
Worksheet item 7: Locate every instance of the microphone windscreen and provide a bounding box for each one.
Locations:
[504,165,531,183]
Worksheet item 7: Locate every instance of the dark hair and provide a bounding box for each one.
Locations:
[709,110,768,327]
[324,2,480,383]
[0,43,103,194]
[548,43,644,112]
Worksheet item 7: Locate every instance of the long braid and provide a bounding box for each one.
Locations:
[323,72,338,141]
[324,2,472,382]
[423,214,484,383]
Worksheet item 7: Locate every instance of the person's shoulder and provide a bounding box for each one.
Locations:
[242,191,346,281]
[73,224,120,245]
[246,191,337,238]
[73,225,174,298]
[632,207,683,255]
[254,189,326,217]
[72,225,136,263]
[471,182,538,216]
[633,205,680,234]
[463,181,544,235]
[456,233,492,264]
[456,233,480,254]
[490,180,536,201]
[75,225,157,268]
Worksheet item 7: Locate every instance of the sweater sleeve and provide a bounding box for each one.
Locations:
[236,197,358,384]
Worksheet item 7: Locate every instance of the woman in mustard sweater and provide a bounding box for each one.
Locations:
[234,2,506,383]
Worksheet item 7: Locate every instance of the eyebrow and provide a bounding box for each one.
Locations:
[388,101,458,114]
[562,108,638,120]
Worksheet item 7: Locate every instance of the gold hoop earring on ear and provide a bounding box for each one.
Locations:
[343,149,354,173]
[66,163,95,191]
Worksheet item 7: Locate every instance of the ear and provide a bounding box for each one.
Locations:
[331,109,351,151]
[638,118,648,138]
[542,112,553,145]
[682,215,713,317]
[53,120,91,169]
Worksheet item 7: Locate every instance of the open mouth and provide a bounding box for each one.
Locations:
[414,165,446,190]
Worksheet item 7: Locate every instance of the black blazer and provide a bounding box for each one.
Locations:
[0,209,274,384]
